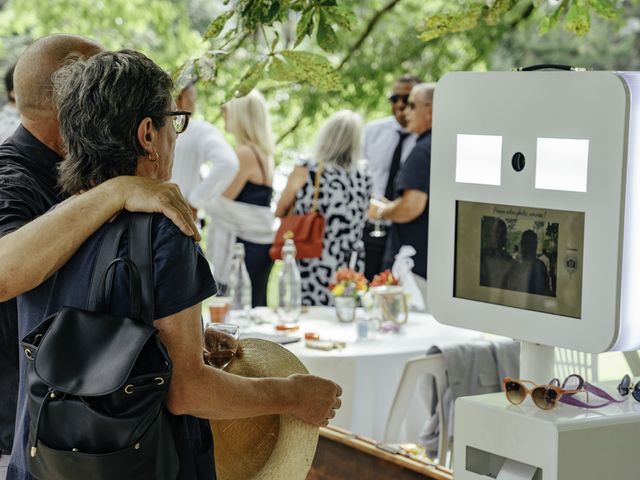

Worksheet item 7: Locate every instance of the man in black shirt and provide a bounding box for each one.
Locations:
[0,34,198,476]
[368,83,435,279]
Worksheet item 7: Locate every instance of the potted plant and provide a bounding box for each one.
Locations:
[369,270,408,326]
[329,268,368,323]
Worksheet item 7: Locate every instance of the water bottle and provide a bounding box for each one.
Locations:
[277,239,302,323]
[228,242,252,327]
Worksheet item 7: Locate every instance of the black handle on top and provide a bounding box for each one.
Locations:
[517,64,586,72]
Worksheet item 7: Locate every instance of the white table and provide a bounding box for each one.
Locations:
[231,307,482,440]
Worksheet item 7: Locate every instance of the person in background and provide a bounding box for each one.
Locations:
[0,64,20,142]
[171,80,239,223]
[368,82,435,279]
[209,90,275,306]
[276,110,372,306]
[10,49,341,480]
[0,35,198,480]
[362,74,420,280]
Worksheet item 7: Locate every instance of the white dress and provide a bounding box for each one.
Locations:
[293,159,372,306]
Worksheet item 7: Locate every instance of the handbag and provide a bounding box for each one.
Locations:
[270,162,325,260]
[20,212,179,480]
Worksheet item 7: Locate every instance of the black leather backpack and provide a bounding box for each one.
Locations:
[20,212,179,480]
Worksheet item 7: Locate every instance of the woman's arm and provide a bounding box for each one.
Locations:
[274,166,308,218]
[155,303,341,425]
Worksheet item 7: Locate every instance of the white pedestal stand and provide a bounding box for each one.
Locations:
[453,342,640,479]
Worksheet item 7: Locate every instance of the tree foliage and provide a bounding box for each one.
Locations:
[0,0,634,159]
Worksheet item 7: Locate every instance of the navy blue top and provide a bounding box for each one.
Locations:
[235,181,272,207]
[0,125,62,456]
[384,130,431,278]
[9,214,217,480]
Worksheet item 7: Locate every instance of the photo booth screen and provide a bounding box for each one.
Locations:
[454,201,585,318]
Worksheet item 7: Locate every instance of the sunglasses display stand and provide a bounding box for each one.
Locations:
[453,386,640,480]
[427,70,640,479]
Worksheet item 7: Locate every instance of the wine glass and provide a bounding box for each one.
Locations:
[203,323,239,369]
[370,197,387,238]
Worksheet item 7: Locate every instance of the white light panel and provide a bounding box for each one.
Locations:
[535,137,589,192]
[455,134,502,186]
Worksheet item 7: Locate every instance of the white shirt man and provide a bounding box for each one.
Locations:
[172,118,238,210]
[364,115,416,199]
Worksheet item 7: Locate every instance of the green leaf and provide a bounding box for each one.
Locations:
[418,6,483,42]
[485,0,514,26]
[565,0,590,36]
[295,8,315,47]
[270,30,280,51]
[588,0,619,21]
[538,15,551,35]
[317,10,338,52]
[234,58,268,96]
[203,10,234,41]
[538,0,568,36]
[325,5,354,30]
[262,0,281,23]
[280,50,340,91]
[268,55,300,82]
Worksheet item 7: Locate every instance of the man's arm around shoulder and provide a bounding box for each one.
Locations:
[0,176,198,301]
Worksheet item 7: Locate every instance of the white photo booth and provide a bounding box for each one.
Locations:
[427,70,640,479]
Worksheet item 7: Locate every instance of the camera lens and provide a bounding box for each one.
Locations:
[512,152,525,172]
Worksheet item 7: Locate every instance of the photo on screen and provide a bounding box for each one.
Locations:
[455,201,584,318]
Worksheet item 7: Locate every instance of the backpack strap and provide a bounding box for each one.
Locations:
[128,213,154,324]
[88,212,154,325]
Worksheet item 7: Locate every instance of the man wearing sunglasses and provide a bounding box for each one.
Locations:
[362,74,421,280]
[368,82,435,279]
[171,80,239,225]
[0,35,198,479]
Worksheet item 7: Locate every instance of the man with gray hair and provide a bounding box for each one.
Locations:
[362,74,420,280]
[0,34,197,480]
[368,82,435,279]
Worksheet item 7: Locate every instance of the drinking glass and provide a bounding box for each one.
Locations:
[203,323,239,369]
[370,198,387,238]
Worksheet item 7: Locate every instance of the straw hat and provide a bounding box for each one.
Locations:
[210,338,319,480]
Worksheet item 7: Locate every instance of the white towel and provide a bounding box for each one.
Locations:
[205,197,275,284]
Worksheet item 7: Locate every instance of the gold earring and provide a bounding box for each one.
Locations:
[148,150,159,162]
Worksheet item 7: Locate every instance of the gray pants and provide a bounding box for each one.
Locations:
[0,453,9,480]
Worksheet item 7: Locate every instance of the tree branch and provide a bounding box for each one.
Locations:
[338,0,405,71]
[278,0,406,144]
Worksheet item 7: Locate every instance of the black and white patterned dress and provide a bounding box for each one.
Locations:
[293,159,372,306]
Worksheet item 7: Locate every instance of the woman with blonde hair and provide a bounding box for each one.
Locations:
[208,90,275,306]
[276,110,372,305]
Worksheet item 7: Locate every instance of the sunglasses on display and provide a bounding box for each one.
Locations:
[388,94,410,104]
[504,374,626,410]
[164,110,191,134]
[617,374,640,401]
[503,377,586,410]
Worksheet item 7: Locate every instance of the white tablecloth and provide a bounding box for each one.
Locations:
[232,307,482,440]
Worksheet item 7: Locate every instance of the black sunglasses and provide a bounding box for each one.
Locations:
[388,94,409,104]
[618,374,640,401]
[164,110,191,134]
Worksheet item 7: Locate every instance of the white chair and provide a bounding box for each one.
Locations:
[383,345,598,468]
[383,353,450,466]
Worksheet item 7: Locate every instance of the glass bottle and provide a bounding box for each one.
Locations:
[228,242,252,327]
[277,239,302,323]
